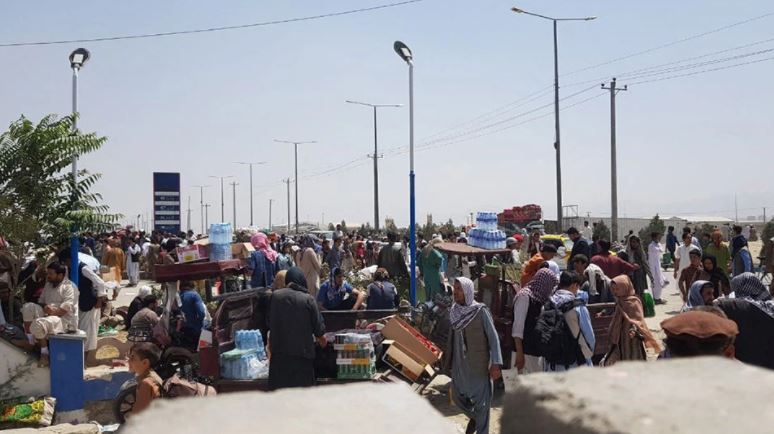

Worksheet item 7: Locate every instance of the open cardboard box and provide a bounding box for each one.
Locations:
[231,242,255,259]
[382,340,436,383]
[381,316,442,366]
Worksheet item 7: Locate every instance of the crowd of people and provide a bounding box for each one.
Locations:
[1,220,773,432]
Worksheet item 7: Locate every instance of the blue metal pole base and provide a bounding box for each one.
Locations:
[69,231,79,286]
[409,171,416,306]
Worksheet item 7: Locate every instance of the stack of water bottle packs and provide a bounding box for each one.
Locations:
[334,333,376,380]
[220,329,269,380]
[209,222,233,262]
[468,212,506,250]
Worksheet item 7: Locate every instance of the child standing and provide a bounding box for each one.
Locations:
[126,342,163,416]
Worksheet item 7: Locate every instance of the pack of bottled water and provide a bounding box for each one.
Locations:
[471,212,506,249]
[220,329,269,380]
[209,223,233,262]
[235,329,267,361]
[209,223,233,243]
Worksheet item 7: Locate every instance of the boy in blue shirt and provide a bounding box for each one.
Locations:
[317,268,365,311]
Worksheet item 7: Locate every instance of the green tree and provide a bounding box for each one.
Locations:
[593,220,611,242]
[0,114,120,247]
[421,223,438,241]
[385,220,399,235]
[327,223,335,231]
[439,218,456,238]
[638,214,666,244]
[340,220,348,233]
[357,223,373,238]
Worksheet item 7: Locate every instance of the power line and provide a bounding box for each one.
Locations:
[629,54,774,86]
[416,85,554,141]
[415,85,599,146]
[0,0,424,47]
[562,11,774,77]
[382,14,774,157]
[562,36,774,88]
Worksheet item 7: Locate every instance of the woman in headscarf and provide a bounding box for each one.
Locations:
[731,229,753,277]
[125,286,152,326]
[512,269,557,375]
[267,266,325,390]
[275,242,295,272]
[702,255,730,298]
[731,272,773,304]
[419,237,444,302]
[716,272,774,369]
[626,235,654,299]
[445,277,502,434]
[297,235,322,298]
[248,233,278,289]
[682,280,715,312]
[602,275,660,366]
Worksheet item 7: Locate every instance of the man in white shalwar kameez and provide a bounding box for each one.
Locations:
[58,249,107,358]
[126,239,141,286]
[648,232,667,304]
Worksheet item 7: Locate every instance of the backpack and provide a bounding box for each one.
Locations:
[161,373,217,398]
[532,299,586,369]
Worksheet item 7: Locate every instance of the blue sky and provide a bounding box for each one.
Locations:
[2,0,773,231]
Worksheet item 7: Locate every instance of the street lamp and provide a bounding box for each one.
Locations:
[274,139,316,234]
[209,176,233,223]
[345,100,402,232]
[234,161,266,227]
[68,47,90,286]
[393,40,417,306]
[511,6,596,232]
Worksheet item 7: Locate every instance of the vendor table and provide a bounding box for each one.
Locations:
[154,259,244,283]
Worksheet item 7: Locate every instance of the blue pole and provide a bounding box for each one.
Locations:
[69,66,80,287]
[409,172,416,306]
[408,60,416,306]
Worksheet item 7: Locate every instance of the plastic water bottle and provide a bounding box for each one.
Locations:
[235,330,243,350]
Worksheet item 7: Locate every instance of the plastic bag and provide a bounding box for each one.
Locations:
[642,289,656,318]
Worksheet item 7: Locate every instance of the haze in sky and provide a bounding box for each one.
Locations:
[1,0,773,231]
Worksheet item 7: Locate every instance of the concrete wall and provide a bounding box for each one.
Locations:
[502,357,774,434]
[0,339,50,399]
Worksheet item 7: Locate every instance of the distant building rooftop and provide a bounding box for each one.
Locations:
[668,215,735,223]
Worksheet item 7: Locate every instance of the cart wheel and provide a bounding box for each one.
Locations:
[113,384,137,424]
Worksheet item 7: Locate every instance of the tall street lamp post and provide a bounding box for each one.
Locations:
[345,100,402,232]
[393,40,417,306]
[511,7,596,232]
[68,47,90,285]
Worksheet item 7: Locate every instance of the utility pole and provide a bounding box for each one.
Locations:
[230,181,238,229]
[269,199,273,231]
[209,176,233,223]
[345,101,401,231]
[193,185,209,234]
[764,207,767,223]
[204,203,211,230]
[186,196,192,232]
[602,78,627,243]
[283,178,291,234]
[274,140,316,234]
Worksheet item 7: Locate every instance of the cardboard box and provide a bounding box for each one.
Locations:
[231,242,255,259]
[178,244,207,263]
[381,317,442,366]
[382,340,434,382]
